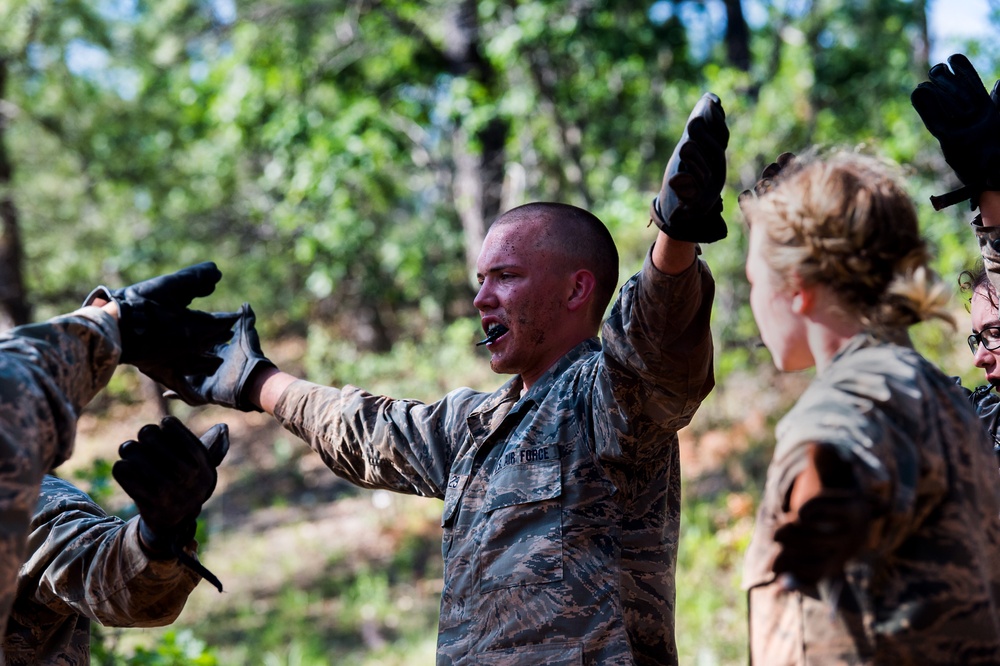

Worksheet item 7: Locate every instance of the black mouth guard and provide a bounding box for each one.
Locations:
[476,325,508,346]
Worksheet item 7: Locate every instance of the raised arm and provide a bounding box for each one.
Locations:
[649,92,729,275]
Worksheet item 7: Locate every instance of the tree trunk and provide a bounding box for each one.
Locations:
[723,0,751,72]
[443,0,508,280]
[0,57,31,330]
[912,0,930,75]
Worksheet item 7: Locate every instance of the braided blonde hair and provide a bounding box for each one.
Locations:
[742,151,954,331]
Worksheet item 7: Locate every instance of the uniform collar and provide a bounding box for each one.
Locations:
[466,337,601,440]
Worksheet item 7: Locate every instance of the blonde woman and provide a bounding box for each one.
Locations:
[740,152,1000,664]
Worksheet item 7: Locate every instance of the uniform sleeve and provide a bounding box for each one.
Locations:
[0,307,120,635]
[21,477,199,627]
[594,249,715,460]
[0,306,120,470]
[273,383,488,499]
[769,350,961,553]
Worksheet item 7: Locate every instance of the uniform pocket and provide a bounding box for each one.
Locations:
[441,473,469,558]
[479,457,563,593]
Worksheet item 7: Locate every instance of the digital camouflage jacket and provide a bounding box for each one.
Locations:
[274,252,716,665]
[965,382,1000,463]
[0,308,119,648]
[743,334,1000,665]
[975,219,1000,294]
[3,475,200,665]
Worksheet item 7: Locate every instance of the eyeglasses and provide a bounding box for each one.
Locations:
[968,326,1000,354]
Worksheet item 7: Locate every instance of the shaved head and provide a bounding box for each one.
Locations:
[492,203,619,326]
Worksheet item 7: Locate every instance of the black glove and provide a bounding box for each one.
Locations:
[179,303,276,412]
[113,416,229,591]
[85,262,239,405]
[911,53,1000,210]
[650,92,730,243]
[738,152,797,212]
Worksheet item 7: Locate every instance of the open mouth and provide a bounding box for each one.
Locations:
[476,323,509,347]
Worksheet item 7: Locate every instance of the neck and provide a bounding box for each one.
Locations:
[806,310,864,372]
[519,333,594,394]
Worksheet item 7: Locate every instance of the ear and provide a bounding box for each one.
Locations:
[790,279,816,315]
[566,269,597,314]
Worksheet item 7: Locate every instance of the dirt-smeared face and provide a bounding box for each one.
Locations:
[474,217,572,386]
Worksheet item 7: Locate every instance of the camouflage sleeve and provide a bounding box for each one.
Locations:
[22,476,199,627]
[273,383,489,499]
[0,307,120,636]
[596,249,715,453]
[769,348,961,547]
[973,218,1000,295]
[0,308,121,629]
[0,306,120,469]
[771,383,894,515]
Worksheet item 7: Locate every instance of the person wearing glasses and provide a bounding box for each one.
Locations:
[910,54,1000,466]
[961,265,1000,464]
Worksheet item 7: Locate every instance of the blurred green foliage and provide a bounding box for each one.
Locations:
[4,0,993,367]
[91,628,218,666]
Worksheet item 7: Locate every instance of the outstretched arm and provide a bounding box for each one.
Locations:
[248,365,298,414]
[19,476,201,629]
[649,91,729,275]
[0,306,120,637]
[113,417,230,592]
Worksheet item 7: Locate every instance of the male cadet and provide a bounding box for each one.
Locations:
[168,93,729,665]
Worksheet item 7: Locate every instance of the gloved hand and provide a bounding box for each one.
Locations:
[84,262,239,405]
[178,303,276,412]
[911,53,1000,210]
[738,152,797,212]
[113,416,229,591]
[650,92,730,243]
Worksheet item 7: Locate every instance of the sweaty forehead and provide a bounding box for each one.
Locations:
[480,218,554,262]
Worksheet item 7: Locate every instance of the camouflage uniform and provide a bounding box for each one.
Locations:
[273,252,715,665]
[3,474,200,665]
[964,383,1000,463]
[743,334,1000,665]
[975,220,1000,294]
[0,307,119,646]
[970,220,1000,463]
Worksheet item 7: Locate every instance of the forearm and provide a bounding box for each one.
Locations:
[69,520,199,627]
[247,365,298,414]
[0,309,122,633]
[0,307,120,420]
[27,491,198,626]
[273,381,478,497]
[651,230,697,275]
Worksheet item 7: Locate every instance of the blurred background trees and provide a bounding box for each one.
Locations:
[4,0,987,356]
[1,0,997,663]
